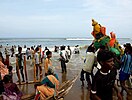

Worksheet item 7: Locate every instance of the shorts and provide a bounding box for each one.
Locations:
[119,71,130,81]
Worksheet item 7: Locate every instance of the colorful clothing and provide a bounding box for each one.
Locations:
[120,53,132,74]
[0,61,8,80]
[3,83,22,100]
[44,58,52,74]
[36,75,59,100]
[119,53,132,81]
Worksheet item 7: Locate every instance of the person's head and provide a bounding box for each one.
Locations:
[3,75,12,84]
[68,45,70,49]
[61,46,65,50]
[87,46,95,53]
[45,47,48,50]
[47,67,54,75]
[31,46,34,50]
[35,47,39,52]
[46,51,52,58]
[97,50,114,71]
[18,47,22,53]
[124,43,131,54]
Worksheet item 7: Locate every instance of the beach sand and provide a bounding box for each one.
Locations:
[11,47,132,100]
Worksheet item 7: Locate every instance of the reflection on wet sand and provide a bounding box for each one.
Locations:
[62,73,67,83]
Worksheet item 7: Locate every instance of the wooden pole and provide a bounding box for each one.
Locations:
[34,56,36,82]
[39,47,42,81]
[24,54,28,83]
[16,54,21,84]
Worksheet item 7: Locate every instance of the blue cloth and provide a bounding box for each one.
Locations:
[119,70,130,81]
[120,54,132,74]
[41,74,59,88]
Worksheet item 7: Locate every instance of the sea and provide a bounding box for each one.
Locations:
[0,38,131,48]
[0,37,132,55]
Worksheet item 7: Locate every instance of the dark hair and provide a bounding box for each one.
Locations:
[46,51,52,56]
[18,47,22,51]
[3,75,11,84]
[124,43,131,48]
[8,66,13,72]
[31,46,34,50]
[35,47,39,52]
[87,46,95,53]
[60,46,65,50]
[97,50,114,62]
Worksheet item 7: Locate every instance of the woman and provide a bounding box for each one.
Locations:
[2,75,23,100]
[44,51,52,76]
[0,61,8,80]
[35,68,59,100]
[0,52,5,64]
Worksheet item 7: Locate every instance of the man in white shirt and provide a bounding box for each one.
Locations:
[60,46,67,73]
[80,46,97,90]
[34,47,42,80]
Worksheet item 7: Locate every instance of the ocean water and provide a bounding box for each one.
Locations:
[0,38,131,48]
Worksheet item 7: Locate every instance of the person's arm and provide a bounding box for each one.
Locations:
[113,84,122,100]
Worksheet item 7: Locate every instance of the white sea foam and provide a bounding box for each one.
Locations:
[66,38,93,41]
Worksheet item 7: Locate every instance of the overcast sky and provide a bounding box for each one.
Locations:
[0,0,132,38]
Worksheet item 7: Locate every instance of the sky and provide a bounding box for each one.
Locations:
[0,0,132,38]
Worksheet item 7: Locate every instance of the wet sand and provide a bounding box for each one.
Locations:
[12,48,132,100]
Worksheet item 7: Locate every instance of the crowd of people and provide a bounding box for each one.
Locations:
[0,42,131,100]
[80,43,132,100]
[0,44,74,100]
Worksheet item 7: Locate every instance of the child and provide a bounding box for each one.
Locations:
[91,50,122,100]
[17,47,25,82]
[80,46,96,90]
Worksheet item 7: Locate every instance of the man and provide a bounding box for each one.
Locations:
[17,47,25,82]
[91,50,122,100]
[80,46,96,90]
[119,45,132,95]
[34,47,42,80]
[60,46,67,73]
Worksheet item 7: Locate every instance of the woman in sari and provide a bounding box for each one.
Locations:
[35,68,59,100]
[0,61,8,80]
[2,75,23,100]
